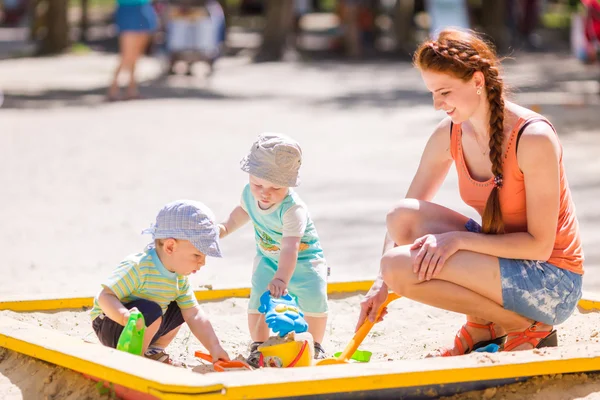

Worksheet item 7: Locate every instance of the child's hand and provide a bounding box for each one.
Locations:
[122,307,145,330]
[209,345,230,362]
[218,224,227,239]
[268,278,288,298]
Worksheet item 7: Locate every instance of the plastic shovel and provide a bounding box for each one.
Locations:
[194,351,253,372]
[116,311,145,356]
[316,292,401,366]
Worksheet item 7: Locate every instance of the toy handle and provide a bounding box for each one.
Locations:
[337,292,401,362]
[195,351,213,363]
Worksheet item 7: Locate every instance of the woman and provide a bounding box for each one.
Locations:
[582,0,600,66]
[108,0,158,101]
[357,29,584,356]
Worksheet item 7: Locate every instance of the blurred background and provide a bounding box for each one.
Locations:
[1,0,599,298]
[0,0,595,60]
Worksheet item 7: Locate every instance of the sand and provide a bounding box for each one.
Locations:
[3,294,600,398]
[0,347,107,400]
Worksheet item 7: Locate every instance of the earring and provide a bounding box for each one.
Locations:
[477,88,482,95]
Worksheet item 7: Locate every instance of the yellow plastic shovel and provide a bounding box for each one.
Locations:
[316,292,401,366]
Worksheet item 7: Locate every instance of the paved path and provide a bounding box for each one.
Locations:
[1,49,599,298]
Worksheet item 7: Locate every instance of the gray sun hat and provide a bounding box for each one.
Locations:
[240,133,302,187]
[141,200,222,258]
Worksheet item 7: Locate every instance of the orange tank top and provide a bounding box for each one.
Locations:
[451,116,584,274]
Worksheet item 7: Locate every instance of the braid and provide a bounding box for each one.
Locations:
[481,65,505,234]
[414,29,506,234]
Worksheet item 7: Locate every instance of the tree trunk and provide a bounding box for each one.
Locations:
[38,0,70,54]
[79,0,89,43]
[480,0,508,52]
[394,0,415,56]
[257,0,294,61]
[341,1,361,58]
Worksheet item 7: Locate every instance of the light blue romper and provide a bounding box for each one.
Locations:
[242,184,329,316]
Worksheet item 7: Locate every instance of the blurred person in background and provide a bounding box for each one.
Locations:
[582,0,600,93]
[582,0,600,60]
[1,0,28,26]
[107,0,158,101]
[165,0,225,76]
[506,0,542,50]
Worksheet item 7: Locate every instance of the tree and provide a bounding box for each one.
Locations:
[480,0,508,52]
[257,0,294,61]
[80,0,89,43]
[394,0,416,56]
[31,0,70,55]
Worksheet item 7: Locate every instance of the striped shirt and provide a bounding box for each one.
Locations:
[90,248,198,320]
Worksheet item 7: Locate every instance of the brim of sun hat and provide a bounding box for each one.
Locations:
[152,229,223,258]
[240,154,301,187]
[189,236,223,258]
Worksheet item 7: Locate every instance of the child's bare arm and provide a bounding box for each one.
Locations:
[268,237,301,297]
[97,287,132,326]
[182,305,230,361]
[219,205,250,238]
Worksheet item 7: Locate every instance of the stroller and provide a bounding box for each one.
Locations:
[161,0,226,75]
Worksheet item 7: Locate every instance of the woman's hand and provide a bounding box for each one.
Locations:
[355,280,389,332]
[411,232,462,281]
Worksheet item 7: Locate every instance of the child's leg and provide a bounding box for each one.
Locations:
[288,258,329,356]
[92,299,164,350]
[247,255,277,342]
[304,316,327,344]
[247,313,270,342]
[147,301,185,351]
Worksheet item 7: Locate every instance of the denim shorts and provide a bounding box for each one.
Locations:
[248,254,328,316]
[92,299,184,348]
[116,4,158,33]
[465,219,583,325]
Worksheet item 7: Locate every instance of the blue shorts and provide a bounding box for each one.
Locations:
[248,254,329,316]
[465,219,582,325]
[92,299,184,348]
[116,4,158,33]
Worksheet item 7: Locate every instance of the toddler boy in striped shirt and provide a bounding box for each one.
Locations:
[90,200,229,366]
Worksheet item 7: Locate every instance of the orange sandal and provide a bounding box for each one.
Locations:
[438,321,507,357]
[503,322,557,351]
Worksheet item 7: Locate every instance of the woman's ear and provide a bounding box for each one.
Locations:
[472,71,485,90]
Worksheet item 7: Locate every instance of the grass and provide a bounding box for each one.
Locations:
[69,42,92,54]
[542,11,573,29]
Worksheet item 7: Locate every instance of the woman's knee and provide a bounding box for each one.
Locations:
[386,198,421,245]
[380,247,417,296]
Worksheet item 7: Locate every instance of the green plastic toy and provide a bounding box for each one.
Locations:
[333,349,372,363]
[116,310,145,355]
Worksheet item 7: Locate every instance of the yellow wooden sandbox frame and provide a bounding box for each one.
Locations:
[1,281,600,399]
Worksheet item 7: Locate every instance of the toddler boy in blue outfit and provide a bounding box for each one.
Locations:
[219,133,329,365]
[90,200,229,366]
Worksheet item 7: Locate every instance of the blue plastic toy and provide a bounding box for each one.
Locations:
[473,343,500,353]
[258,290,308,337]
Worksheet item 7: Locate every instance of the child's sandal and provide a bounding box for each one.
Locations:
[145,350,187,368]
[503,322,558,352]
[246,341,263,368]
[435,321,506,357]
